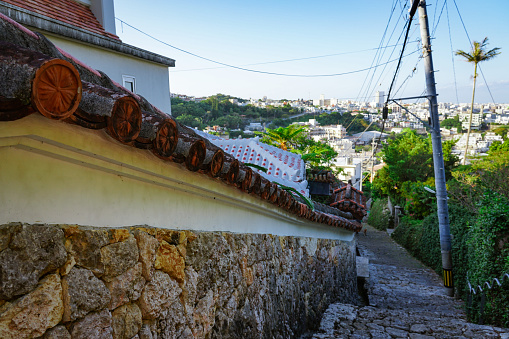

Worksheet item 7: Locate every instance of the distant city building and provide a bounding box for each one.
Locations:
[374,91,384,108]
[459,113,482,130]
[309,125,347,142]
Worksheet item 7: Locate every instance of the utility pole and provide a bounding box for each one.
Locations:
[417,0,454,296]
[370,136,376,183]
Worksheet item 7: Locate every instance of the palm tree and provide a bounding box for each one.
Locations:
[262,124,307,151]
[456,37,501,165]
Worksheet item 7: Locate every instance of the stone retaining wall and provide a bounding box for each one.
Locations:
[0,223,357,338]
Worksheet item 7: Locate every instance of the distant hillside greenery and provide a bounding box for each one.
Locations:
[170,94,301,131]
[369,129,509,327]
[170,94,379,135]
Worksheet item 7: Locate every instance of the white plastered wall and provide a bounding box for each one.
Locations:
[0,115,354,242]
[45,35,172,114]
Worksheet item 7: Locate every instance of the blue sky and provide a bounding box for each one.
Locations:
[113,0,509,104]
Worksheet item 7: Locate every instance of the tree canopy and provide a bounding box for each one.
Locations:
[372,129,458,216]
[440,115,462,132]
[261,125,338,170]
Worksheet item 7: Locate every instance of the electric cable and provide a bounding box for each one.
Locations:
[432,0,447,37]
[452,0,496,104]
[371,0,420,166]
[361,5,408,104]
[365,25,419,104]
[445,1,460,104]
[362,13,407,103]
[355,0,402,102]
[385,0,419,105]
[173,43,418,73]
[115,17,419,78]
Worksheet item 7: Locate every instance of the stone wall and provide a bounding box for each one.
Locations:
[0,223,357,339]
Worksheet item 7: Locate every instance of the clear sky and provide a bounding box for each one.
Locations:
[113,0,509,104]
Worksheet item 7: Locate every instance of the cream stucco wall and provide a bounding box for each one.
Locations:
[0,115,354,242]
[44,35,172,114]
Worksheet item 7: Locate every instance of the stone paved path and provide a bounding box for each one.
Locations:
[310,224,509,339]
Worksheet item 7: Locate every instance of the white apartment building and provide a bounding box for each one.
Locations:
[334,157,363,190]
[373,91,384,108]
[495,114,509,125]
[459,113,482,130]
[309,125,347,142]
[328,139,355,154]
[485,132,503,143]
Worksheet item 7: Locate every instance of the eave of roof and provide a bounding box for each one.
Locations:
[0,2,175,67]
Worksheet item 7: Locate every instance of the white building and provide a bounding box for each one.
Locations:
[0,0,175,114]
[309,125,347,142]
[334,157,363,190]
[459,113,482,130]
[485,132,503,143]
[373,91,384,108]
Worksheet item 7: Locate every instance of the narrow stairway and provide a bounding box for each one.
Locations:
[310,224,509,339]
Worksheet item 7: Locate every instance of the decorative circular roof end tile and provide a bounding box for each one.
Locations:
[107,96,141,143]
[186,140,206,172]
[209,150,224,177]
[154,119,178,159]
[32,59,81,120]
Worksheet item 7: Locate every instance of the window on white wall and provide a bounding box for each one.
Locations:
[122,75,136,93]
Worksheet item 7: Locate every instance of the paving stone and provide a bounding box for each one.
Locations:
[386,326,409,338]
[409,334,435,339]
[310,224,509,339]
[369,329,391,338]
[410,324,428,333]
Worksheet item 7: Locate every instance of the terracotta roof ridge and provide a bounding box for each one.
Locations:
[0,18,360,233]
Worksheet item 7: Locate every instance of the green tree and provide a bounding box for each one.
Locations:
[373,129,458,213]
[456,38,501,164]
[176,114,202,128]
[262,124,307,151]
[494,125,509,140]
[291,137,337,169]
[440,115,462,132]
[489,139,509,153]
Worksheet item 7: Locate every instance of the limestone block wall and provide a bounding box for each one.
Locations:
[0,223,357,338]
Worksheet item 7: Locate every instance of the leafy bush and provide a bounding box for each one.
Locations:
[391,216,423,259]
[467,192,509,326]
[392,197,509,327]
[367,197,394,231]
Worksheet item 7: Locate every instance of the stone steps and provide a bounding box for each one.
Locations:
[308,227,509,339]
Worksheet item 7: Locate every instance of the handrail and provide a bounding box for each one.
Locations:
[467,273,509,295]
[466,272,509,324]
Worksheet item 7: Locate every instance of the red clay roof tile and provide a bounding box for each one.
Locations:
[2,0,120,40]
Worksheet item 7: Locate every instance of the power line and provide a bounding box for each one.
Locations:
[386,0,419,104]
[445,0,460,104]
[173,43,418,73]
[366,21,418,103]
[431,0,447,37]
[362,7,407,102]
[432,0,441,33]
[393,52,423,99]
[116,17,419,78]
[355,0,402,102]
[451,0,496,103]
